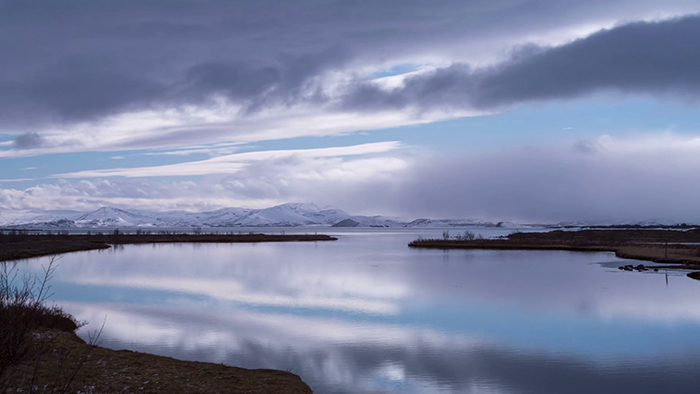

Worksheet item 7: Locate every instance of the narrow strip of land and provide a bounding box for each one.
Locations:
[0,233,337,262]
[409,229,700,277]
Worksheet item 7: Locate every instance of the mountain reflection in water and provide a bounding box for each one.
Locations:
[23,229,700,393]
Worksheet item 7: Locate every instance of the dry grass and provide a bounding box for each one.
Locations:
[2,257,88,394]
[5,330,312,394]
[616,245,700,265]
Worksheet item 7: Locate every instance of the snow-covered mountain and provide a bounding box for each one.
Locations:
[1,203,519,229]
[74,207,160,227]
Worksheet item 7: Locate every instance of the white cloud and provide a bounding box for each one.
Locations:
[52,141,404,178]
[146,142,246,157]
[0,178,35,183]
[0,100,464,158]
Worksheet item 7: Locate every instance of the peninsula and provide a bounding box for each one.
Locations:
[0,232,337,262]
[409,229,700,278]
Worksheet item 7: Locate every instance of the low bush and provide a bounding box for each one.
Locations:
[0,257,89,393]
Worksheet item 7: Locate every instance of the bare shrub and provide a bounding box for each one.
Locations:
[0,256,97,393]
[453,230,476,241]
[462,230,476,241]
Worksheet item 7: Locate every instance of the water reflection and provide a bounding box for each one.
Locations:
[21,229,700,393]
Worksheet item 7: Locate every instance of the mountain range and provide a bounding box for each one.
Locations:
[0,203,519,229]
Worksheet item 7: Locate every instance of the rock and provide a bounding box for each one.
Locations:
[687,271,700,281]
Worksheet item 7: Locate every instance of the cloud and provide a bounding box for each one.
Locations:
[146,142,244,157]
[475,14,700,107]
[179,47,350,113]
[12,133,46,149]
[572,139,606,154]
[0,104,452,158]
[342,14,700,112]
[0,2,698,155]
[373,134,700,223]
[0,179,265,212]
[0,142,410,212]
[52,141,403,178]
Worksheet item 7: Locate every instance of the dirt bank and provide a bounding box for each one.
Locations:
[6,330,312,394]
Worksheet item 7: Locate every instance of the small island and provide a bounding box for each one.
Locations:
[409,229,700,278]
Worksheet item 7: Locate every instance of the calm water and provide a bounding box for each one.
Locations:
[20,228,700,393]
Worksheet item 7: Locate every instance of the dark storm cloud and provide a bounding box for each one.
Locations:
[27,58,166,120]
[343,14,700,111]
[12,133,45,149]
[476,14,700,107]
[342,64,476,111]
[180,47,349,112]
[0,0,697,131]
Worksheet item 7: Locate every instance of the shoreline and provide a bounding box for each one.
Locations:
[0,233,338,262]
[408,229,700,278]
[8,329,313,394]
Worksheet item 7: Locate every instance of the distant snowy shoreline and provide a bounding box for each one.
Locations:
[0,202,522,229]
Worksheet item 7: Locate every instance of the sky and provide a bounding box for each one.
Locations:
[1,0,700,223]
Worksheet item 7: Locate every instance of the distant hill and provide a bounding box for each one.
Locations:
[1,203,523,229]
[331,218,360,227]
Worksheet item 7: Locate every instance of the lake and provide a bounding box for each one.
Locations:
[20,228,700,393]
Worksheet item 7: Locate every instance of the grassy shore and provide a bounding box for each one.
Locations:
[6,329,312,394]
[2,311,312,394]
[408,229,700,277]
[0,232,337,262]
